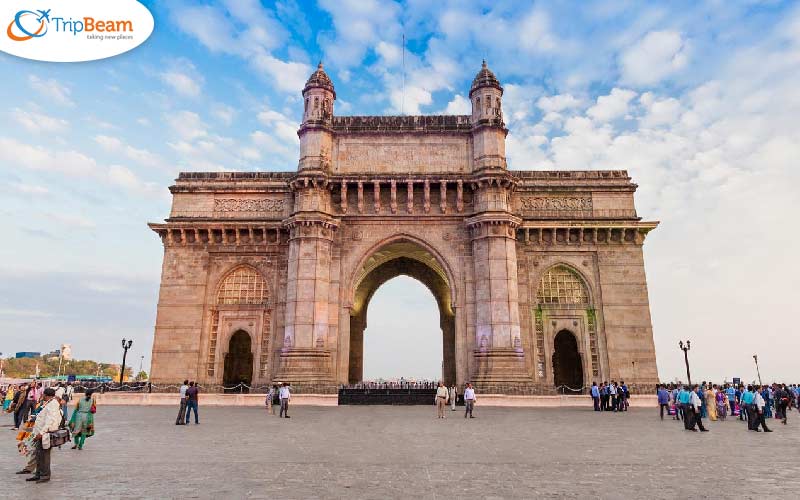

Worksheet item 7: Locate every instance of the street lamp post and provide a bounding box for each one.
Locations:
[678,340,692,386]
[138,355,144,380]
[753,355,762,386]
[120,338,133,385]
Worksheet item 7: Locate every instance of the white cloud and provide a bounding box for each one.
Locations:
[9,182,48,195]
[620,30,690,85]
[10,107,68,133]
[639,93,682,127]
[28,75,74,106]
[518,8,558,52]
[250,54,311,93]
[165,111,208,141]
[442,94,470,114]
[587,88,637,122]
[160,58,204,97]
[537,94,581,113]
[212,104,237,126]
[49,212,95,229]
[94,135,164,168]
[389,85,432,114]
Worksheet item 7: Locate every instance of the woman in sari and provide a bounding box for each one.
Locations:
[69,390,95,450]
[3,385,15,411]
[716,387,727,420]
[705,384,717,421]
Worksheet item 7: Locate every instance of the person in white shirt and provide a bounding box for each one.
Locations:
[279,383,291,418]
[464,383,476,418]
[449,385,457,411]
[176,380,189,425]
[689,385,708,432]
[435,382,449,418]
[28,388,62,483]
[753,386,772,432]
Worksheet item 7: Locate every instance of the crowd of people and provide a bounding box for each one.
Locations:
[589,381,631,412]
[2,381,98,483]
[653,382,799,432]
[341,379,440,390]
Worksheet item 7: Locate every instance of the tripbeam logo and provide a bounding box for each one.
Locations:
[7,9,50,41]
[0,1,153,62]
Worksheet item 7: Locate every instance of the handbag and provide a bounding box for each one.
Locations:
[49,428,71,448]
[90,403,97,414]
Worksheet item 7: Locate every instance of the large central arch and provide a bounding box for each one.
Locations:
[347,238,456,385]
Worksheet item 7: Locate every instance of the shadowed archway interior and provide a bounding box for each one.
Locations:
[349,242,454,385]
[223,330,253,388]
[552,329,583,389]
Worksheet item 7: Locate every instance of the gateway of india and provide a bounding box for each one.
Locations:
[148,61,659,393]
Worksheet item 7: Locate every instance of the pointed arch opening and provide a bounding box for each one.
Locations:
[349,239,455,385]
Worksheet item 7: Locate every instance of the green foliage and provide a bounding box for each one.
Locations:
[1,356,132,379]
[136,370,148,381]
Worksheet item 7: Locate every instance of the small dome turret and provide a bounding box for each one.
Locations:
[303,62,336,98]
[469,60,502,97]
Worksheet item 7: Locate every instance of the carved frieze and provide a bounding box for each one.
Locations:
[214,198,285,214]
[519,196,593,211]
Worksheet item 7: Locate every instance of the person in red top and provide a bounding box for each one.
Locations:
[185,382,199,424]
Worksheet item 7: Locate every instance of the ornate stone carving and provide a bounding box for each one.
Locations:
[519,196,592,211]
[214,198,285,213]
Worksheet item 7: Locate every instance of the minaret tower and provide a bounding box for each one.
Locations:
[466,61,528,388]
[277,63,339,386]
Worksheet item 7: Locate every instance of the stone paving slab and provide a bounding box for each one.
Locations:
[1,405,797,499]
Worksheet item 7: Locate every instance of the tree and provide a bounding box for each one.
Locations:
[136,370,148,381]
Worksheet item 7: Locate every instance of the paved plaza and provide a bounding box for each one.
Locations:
[2,405,799,499]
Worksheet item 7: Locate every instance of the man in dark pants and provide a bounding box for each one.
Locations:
[753,386,772,432]
[741,385,756,429]
[185,382,199,424]
[591,382,600,411]
[688,385,708,432]
[27,388,61,483]
[176,380,189,425]
[657,384,670,420]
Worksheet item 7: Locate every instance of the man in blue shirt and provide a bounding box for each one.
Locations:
[678,386,693,430]
[741,385,756,430]
[590,382,600,411]
[725,384,736,417]
[657,384,670,420]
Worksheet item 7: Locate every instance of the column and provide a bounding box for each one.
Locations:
[407,180,414,214]
[373,180,381,213]
[390,180,397,214]
[439,180,447,214]
[456,180,464,213]
[357,181,364,214]
[423,179,431,213]
[340,180,348,213]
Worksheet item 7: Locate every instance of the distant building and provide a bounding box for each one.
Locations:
[15,352,41,359]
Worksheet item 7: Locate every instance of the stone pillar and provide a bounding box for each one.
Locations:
[466,175,529,388]
[277,176,339,387]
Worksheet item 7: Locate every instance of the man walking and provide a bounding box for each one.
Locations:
[464,383,476,418]
[266,385,276,415]
[26,388,61,484]
[752,386,772,432]
[657,384,670,420]
[176,380,189,425]
[775,384,790,425]
[689,384,708,432]
[591,382,600,411]
[677,385,693,430]
[184,381,199,425]
[279,383,291,418]
[741,385,756,429]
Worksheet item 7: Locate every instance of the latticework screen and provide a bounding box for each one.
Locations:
[537,265,589,305]
[217,267,268,305]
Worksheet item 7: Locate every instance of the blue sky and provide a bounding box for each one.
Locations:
[1,1,799,382]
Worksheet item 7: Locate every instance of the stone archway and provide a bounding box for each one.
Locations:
[348,240,455,385]
[552,329,583,390]
[223,330,253,390]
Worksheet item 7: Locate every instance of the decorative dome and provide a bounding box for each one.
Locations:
[303,62,335,97]
[469,60,502,96]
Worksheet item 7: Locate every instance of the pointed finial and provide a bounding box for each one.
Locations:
[318,61,323,70]
[482,59,487,69]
